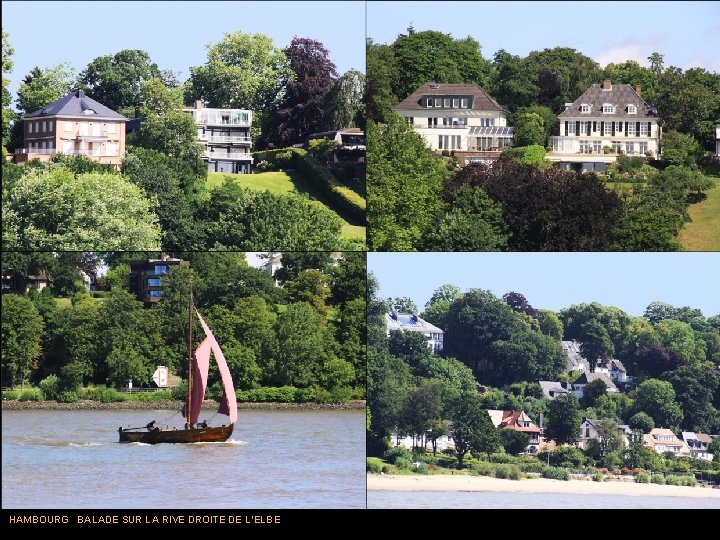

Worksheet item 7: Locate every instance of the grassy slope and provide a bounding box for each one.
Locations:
[677,177,720,251]
[206,171,365,242]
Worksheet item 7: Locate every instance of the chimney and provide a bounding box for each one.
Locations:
[564,102,573,111]
[634,85,641,96]
[602,79,612,90]
[77,89,85,98]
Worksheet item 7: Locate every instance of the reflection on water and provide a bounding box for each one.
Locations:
[2,409,365,509]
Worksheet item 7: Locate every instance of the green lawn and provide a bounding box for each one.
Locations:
[206,171,365,243]
[678,177,720,251]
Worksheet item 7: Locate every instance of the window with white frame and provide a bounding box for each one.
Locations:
[602,103,614,114]
[580,104,590,113]
[28,122,33,134]
[452,135,461,150]
[613,141,622,153]
[604,121,613,135]
[481,118,495,127]
[627,104,637,114]
[593,141,602,153]
[568,122,575,135]
[580,122,588,135]
[444,98,450,107]
[579,141,588,153]
[640,123,650,136]
[461,98,468,108]
[452,98,459,108]
[438,135,447,149]
[639,141,648,154]
[627,123,636,136]
[434,98,442,107]
[426,98,433,107]
[625,142,634,154]
[106,142,118,156]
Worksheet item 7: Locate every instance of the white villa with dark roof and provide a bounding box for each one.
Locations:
[548,79,661,173]
[385,310,444,354]
[392,81,513,166]
[715,118,720,156]
[14,89,127,168]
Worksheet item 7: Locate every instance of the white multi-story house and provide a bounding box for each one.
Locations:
[578,418,632,449]
[184,101,253,174]
[548,79,661,173]
[392,81,513,166]
[385,310,444,354]
[644,428,690,456]
[715,118,720,156]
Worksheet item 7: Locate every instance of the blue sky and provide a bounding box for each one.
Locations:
[368,1,720,73]
[2,1,365,105]
[368,252,720,318]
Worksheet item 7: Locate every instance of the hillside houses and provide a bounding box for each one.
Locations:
[385,310,444,354]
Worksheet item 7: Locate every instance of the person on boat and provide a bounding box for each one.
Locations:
[146,420,156,431]
[200,420,208,428]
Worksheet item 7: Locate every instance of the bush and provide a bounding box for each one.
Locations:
[636,472,650,483]
[91,291,109,298]
[541,466,570,481]
[57,390,80,403]
[394,457,412,471]
[366,458,382,473]
[98,387,126,403]
[18,388,44,401]
[592,473,604,482]
[236,386,297,403]
[473,462,495,477]
[39,375,61,401]
[384,446,412,465]
[416,463,429,475]
[651,474,666,485]
[2,389,19,400]
[494,464,522,480]
[519,460,544,473]
[666,475,696,487]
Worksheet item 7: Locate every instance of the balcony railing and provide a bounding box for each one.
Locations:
[205,151,253,161]
[202,135,252,144]
[16,148,118,157]
[414,124,467,129]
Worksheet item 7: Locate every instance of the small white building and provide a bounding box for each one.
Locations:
[571,372,619,399]
[578,418,632,449]
[548,80,661,173]
[682,432,715,461]
[644,428,690,456]
[715,118,720,156]
[385,310,444,354]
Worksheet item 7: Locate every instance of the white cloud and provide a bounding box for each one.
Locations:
[684,57,720,73]
[594,45,650,68]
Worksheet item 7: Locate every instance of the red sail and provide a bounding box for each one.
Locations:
[183,337,211,425]
[196,310,238,425]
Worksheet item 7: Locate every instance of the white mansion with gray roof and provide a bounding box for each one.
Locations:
[548,79,661,173]
[385,310,444,354]
[392,82,513,166]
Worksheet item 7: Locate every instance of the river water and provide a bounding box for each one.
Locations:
[2,409,365,509]
[368,490,720,509]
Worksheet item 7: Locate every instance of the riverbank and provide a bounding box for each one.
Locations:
[1,399,366,411]
[367,473,720,499]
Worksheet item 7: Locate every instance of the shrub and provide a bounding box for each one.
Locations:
[473,462,494,477]
[384,446,412,465]
[39,375,61,401]
[98,387,126,403]
[416,463,429,475]
[236,386,297,403]
[2,389,19,400]
[91,291,109,298]
[541,466,570,481]
[381,465,391,474]
[636,472,650,483]
[494,464,522,480]
[366,459,382,473]
[57,390,80,403]
[19,388,44,401]
[666,475,696,487]
[651,474,666,485]
[592,473,604,482]
[395,457,412,471]
[519,460,544,473]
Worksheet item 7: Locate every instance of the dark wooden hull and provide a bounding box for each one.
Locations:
[118,424,234,444]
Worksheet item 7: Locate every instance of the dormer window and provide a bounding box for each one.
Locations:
[580,104,591,113]
[444,98,450,107]
[602,104,614,114]
[426,98,433,108]
[434,98,441,107]
[627,104,637,114]
[461,98,468,108]
[453,98,459,108]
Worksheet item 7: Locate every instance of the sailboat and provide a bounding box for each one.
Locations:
[118,282,237,444]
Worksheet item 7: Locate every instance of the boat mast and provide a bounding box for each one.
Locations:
[185,277,193,429]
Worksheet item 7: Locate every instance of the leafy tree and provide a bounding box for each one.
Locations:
[708,437,720,457]
[490,330,566,385]
[628,412,655,433]
[490,49,536,112]
[654,319,700,365]
[1,294,44,386]
[579,320,615,371]
[446,160,622,251]
[307,137,340,163]
[415,355,478,397]
[586,419,624,461]
[333,297,366,387]
[78,49,168,112]
[449,392,500,469]
[105,343,149,388]
[500,429,531,455]
[272,252,331,285]
[131,110,201,159]
[545,394,582,445]
[389,297,418,313]
[367,116,447,251]
[513,111,545,146]
[135,77,183,117]
[657,165,714,200]
[285,269,330,318]
[323,69,365,130]
[582,378,608,408]
[7,167,161,250]
[232,295,276,356]
[268,37,337,147]
[268,302,330,388]
[329,251,366,307]
[365,40,397,123]
[661,130,702,167]
[515,105,556,144]
[537,309,563,340]
[2,28,15,146]
[423,186,509,251]
[663,366,720,432]
[401,379,446,447]
[421,284,462,331]
[633,379,683,430]
[634,344,687,379]
[196,179,342,250]
[388,330,431,369]
[503,292,537,317]
[391,30,491,101]
[16,62,76,114]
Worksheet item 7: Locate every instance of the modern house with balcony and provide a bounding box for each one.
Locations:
[306,127,366,163]
[128,255,190,307]
[184,101,253,174]
[385,309,444,354]
[393,82,513,166]
[548,80,661,173]
[13,89,126,168]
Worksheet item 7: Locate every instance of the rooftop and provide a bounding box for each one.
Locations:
[393,81,506,113]
[26,89,126,120]
[558,80,657,119]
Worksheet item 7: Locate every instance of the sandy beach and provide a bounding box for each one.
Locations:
[368,474,720,499]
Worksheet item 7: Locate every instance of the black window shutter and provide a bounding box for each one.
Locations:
[625,121,628,136]
[593,121,597,133]
[636,121,640,134]
[612,122,615,136]
[600,122,604,136]
[647,122,652,136]
[565,121,568,136]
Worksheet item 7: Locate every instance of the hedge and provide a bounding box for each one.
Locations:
[253,148,366,224]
